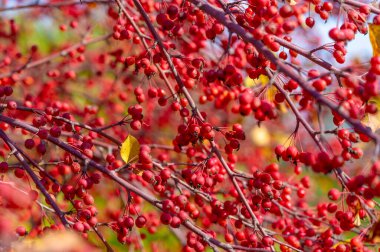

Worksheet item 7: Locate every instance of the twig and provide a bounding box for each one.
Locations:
[0,129,69,227]
[0,33,112,79]
[0,0,112,12]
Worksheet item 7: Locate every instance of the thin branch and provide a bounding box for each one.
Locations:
[0,33,112,79]
[189,0,380,145]
[0,0,112,12]
[92,226,114,252]
[131,0,271,242]
[0,114,260,252]
[0,129,70,227]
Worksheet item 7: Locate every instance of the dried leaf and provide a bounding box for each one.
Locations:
[120,135,140,164]
[366,218,380,243]
[369,24,380,56]
[353,213,361,227]
[362,99,380,132]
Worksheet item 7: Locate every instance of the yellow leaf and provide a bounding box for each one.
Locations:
[120,135,140,164]
[258,74,270,85]
[133,169,143,176]
[250,126,270,147]
[367,218,380,243]
[244,77,255,88]
[362,99,380,132]
[244,74,269,88]
[287,0,297,5]
[363,113,380,132]
[332,238,351,249]
[247,75,276,100]
[245,75,287,113]
[353,213,361,227]
[369,24,380,56]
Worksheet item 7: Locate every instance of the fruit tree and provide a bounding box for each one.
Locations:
[1,0,380,251]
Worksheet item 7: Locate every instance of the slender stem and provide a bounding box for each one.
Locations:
[267,70,326,152]
[0,0,112,12]
[0,114,261,252]
[92,226,114,252]
[0,129,69,227]
[54,116,122,145]
[189,0,380,145]
[131,0,270,241]
[0,103,123,145]
[338,0,380,14]
[114,0,180,101]
[0,34,112,79]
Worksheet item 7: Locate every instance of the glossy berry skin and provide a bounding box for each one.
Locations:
[305,17,315,28]
[135,216,147,228]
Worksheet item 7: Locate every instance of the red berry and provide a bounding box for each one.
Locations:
[16,226,27,236]
[136,215,147,228]
[328,188,341,201]
[305,17,315,28]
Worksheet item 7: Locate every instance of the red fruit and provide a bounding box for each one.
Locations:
[225,233,233,243]
[274,145,285,157]
[160,169,171,180]
[123,216,134,228]
[142,170,154,183]
[7,101,17,110]
[24,139,35,149]
[160,213,172,225]
[130,120,142,130]
[262,236,274,246]
[286,146,298,159]
[29,190,39,201]
[4,86,13,96]
[322,2,333,11]
[14,168,25,178]
[297,188,306,198]
[49,126,61,138]
[73,222,85,232]
[83,194,94,205]
[305,17,315,28]
[162,199,174,212]
[0,162,9,173]
[170,216,181,228]
[328,188,341,201]
[136,215,147,228]
[16,226,27,236]
[37,129,49,139]
[235,231,246,241]
[312,79,326,92]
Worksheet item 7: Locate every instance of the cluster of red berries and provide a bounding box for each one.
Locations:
[234,90,278,121]
[113,214,147,243]
[181,157,225,190]
[204,65,243,87]
[127,104,144,130]
[173,120,216,149]
[223,123,246,154]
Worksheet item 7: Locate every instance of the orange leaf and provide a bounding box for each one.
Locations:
[369,24,380,56]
